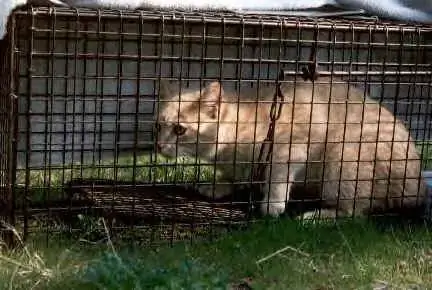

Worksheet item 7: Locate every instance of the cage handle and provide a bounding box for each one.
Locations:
[254,69,285,183]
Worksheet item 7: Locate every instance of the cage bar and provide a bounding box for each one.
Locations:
[1,6,431,245]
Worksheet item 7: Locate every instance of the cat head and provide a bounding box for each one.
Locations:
[155,80,227,159]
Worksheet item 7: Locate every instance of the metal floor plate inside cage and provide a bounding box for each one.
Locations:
[66,179,250,223]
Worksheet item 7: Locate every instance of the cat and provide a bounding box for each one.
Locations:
[156,78,427,218]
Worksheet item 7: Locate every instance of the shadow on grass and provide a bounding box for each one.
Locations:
[26,217,430,290]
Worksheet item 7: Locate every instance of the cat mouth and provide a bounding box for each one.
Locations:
[157,145,192,158]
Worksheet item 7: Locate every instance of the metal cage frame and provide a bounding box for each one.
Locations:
[1,6,432,246]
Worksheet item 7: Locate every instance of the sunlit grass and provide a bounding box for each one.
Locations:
[16,141,432,189]
[0,219,431,289]
[15,154,218,187]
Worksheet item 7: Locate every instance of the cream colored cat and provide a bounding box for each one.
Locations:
[156,79,427,218]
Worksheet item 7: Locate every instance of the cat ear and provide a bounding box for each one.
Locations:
[202,81,224,119]
[158,80,173,99]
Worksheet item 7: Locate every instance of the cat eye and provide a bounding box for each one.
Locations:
[173,124,187,136]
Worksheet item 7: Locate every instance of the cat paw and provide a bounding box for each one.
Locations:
[295,210,320,223]
[260,201,286,217]
[296,209,338,222]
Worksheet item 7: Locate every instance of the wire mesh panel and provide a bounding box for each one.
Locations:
[0,17,16,246]
[7,6,432,244]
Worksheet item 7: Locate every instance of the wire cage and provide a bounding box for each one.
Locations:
[0,29,15,246]
[1,6,432,245]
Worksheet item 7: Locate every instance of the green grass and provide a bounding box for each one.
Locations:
[1,218,431,289]
[418,141,432,171]
[13,141,431,205]
[18,142,432,188]
[16,154,218,187]
[14,154,221,205]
